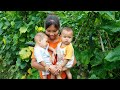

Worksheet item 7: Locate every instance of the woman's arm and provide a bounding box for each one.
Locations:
[31,58,58,75]
[72,57,77,67]
[31,58,45,71]
[31,52,58,74]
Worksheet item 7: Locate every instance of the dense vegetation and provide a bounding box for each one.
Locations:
[0,11,120,79]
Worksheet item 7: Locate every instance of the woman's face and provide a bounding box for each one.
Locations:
[45,25,59,40]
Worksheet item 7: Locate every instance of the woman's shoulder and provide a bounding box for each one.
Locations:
[57,42,62,47]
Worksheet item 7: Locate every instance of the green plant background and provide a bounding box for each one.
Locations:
[0,11,120,79]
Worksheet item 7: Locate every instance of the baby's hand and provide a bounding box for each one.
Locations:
[49,65,58,75]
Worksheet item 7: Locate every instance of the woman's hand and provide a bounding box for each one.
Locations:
[49,65,60,75]
[56,64,62,72]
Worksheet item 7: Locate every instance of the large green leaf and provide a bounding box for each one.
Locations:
[0,29,3,35]
[80,50,91,65]
[0,22,3,29]
[89,74,100,79]
[104,60,120,71]
[19,47,31,60]
[105,11,115,20]
[90,52,103,67]
[111,27,120,32]
[105,45,120,62]
[11,21,15,26]
[13,34,19,45]
[94,18,101,26]
[19,26,27,34]
[19,38,25,42]
[16,58,21,67]
[90,64,107,79]
[99,11,115,20]
[20,62,27,69]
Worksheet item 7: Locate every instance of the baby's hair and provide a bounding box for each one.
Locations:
[34,32,47,43]
[61,27,73,35]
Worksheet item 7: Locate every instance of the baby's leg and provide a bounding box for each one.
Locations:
[62,67,68,71]
[56,72,62,79]
[56,67,68,79]
[42,75,47,79]
[51,74,55,79]
[65,69,72,79]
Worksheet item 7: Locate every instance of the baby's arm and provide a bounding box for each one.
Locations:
[57,44,73,71]
[57,59,69,72]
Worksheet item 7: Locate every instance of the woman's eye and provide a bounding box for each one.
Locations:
[47,30,57,33]
[47,30,50,32]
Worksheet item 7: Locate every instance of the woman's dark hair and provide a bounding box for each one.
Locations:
[44,14,60,30]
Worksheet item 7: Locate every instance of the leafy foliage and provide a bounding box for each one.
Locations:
[105,45,120,62]
[1,11,120,79]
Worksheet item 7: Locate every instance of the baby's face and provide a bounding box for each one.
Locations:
[61,30,73,45]
[40,36,48,48]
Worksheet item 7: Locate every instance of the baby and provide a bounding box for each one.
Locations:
[56,27,75,79]
[34,32,56,79]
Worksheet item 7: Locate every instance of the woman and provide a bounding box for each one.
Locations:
[31,14,77,79]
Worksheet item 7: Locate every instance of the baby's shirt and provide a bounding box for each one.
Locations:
[56,42,74,61]
[34,44,52,65]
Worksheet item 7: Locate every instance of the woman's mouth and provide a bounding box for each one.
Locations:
[50,35,55,39]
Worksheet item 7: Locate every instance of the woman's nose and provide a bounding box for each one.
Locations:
[50,32,54,35]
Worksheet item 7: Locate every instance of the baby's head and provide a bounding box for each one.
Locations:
[34,32,48,48]
[61,27,73,45]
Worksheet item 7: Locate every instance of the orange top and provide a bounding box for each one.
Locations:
[31,36,66,79]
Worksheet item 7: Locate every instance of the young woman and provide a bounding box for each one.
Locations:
[31,14,77,79]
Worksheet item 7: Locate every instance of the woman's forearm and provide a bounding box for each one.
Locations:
[31,58,45,71]
[72,57,77,67]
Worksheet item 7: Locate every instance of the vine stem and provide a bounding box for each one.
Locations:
[98,30,105,52]
[73,22,84,44]
[105,31,112,49]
